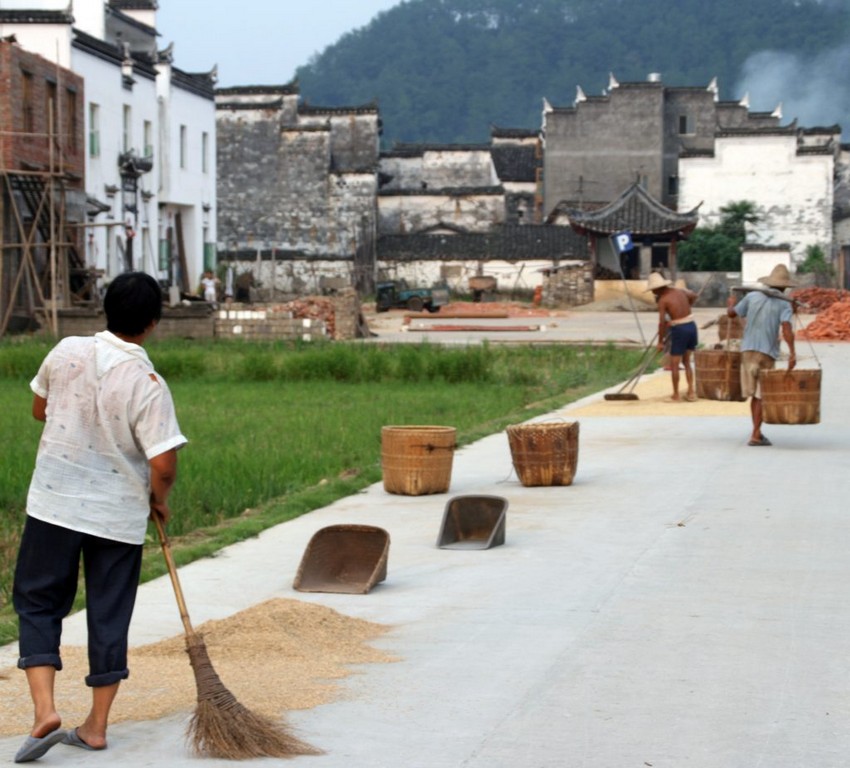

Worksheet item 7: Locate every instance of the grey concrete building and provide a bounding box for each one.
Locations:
[542,73,781,215]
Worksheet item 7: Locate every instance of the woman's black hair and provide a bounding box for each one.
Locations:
[104,271,163,337]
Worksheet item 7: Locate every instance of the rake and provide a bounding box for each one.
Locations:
[604,334,661,401]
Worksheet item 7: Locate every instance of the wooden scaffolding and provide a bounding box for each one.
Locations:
[1,125,95,337]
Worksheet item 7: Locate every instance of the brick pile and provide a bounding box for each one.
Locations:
[271,298,337,338]
[789,287,849,313]
[798,300,850,341]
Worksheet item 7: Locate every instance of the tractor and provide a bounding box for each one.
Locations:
[375,279,449,313]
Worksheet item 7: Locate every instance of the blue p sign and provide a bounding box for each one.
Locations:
[613,232,633,254]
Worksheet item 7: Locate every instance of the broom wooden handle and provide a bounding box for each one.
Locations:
[153,514,197,639]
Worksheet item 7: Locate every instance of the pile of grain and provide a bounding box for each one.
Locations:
[0,599,396,738]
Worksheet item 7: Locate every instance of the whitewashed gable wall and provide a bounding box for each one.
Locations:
[679,134,834,262]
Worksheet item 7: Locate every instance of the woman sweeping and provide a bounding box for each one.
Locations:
[12,272,187,763]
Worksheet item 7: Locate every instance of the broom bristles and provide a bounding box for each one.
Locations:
[185,634,321,759]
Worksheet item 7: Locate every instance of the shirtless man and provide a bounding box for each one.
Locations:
[645,272,699,402]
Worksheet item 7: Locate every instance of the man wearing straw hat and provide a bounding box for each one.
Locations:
[726,263,797,446]
[645,271,699,402]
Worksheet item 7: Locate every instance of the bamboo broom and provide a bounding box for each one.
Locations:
[153,516,321,759]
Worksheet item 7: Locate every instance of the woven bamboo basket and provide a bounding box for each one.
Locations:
[695,349,745,402]
[506,421,579,487]
[761,368,821,425]
[381,425,456,495]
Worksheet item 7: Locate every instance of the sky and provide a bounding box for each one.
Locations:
[156,0,404,87]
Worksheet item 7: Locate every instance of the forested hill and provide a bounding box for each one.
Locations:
[295,0,849,147]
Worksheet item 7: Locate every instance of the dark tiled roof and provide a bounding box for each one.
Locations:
[801,125,841,135]
[564,182,700,237]
[171,67,215,99]
[0,10,73,23]
[378,224,589,261]
[612,81,664,90]
[665,86,714,93]
[797,145,834,156]
[105,5,156,35]
[299,103,378,116]
[716,126,797,138]
[491,144,538,183]
[215,83,298,96]
[378,185,503,197]
[388,142,491,155]
[72,29,157,79]
[217,99,284,112]
[742,242,791,251]
[109,1,158,9]
[281,124,330,133]
[491,126,539,139]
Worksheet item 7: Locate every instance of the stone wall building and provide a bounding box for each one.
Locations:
[215,84,380,295]
[215,85,582,299]
[543,73,781,214]
[214,71,850,303]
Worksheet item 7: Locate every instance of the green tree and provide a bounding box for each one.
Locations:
[294,0,848,146]
[678,229,742,271]
[796,244,835,286]
[717,200,760,242]
[678,200,759,271]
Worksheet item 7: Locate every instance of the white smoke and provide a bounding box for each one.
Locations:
[735,45,850,134]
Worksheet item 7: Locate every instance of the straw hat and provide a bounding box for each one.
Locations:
[758,264,797,288]
[645,272,672,292]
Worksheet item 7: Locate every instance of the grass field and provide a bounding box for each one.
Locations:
[0,338,643,644]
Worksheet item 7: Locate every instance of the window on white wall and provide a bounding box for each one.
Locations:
[89,103,100,157]
[141,228,152,273]
[143,120,153,157]
[122,105,132,151]
[202,131,209,173]
[180,125,187,169]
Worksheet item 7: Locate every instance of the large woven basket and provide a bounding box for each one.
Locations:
[761,368,821,425]
[717,314,745,341]
[506,421,579,487]
[381,425,456,495]
[695,349,745,402]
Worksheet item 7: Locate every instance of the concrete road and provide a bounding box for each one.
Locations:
[365,306,752,348]
[1,333,846,768]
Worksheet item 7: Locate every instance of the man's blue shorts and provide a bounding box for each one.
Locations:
[669,321,698,356]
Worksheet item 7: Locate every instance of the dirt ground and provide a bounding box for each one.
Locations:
[0,599,396,738]
[362,298,642,335]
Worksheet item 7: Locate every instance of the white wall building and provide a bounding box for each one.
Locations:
[678,126,836,265]
[0,0,216,292]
